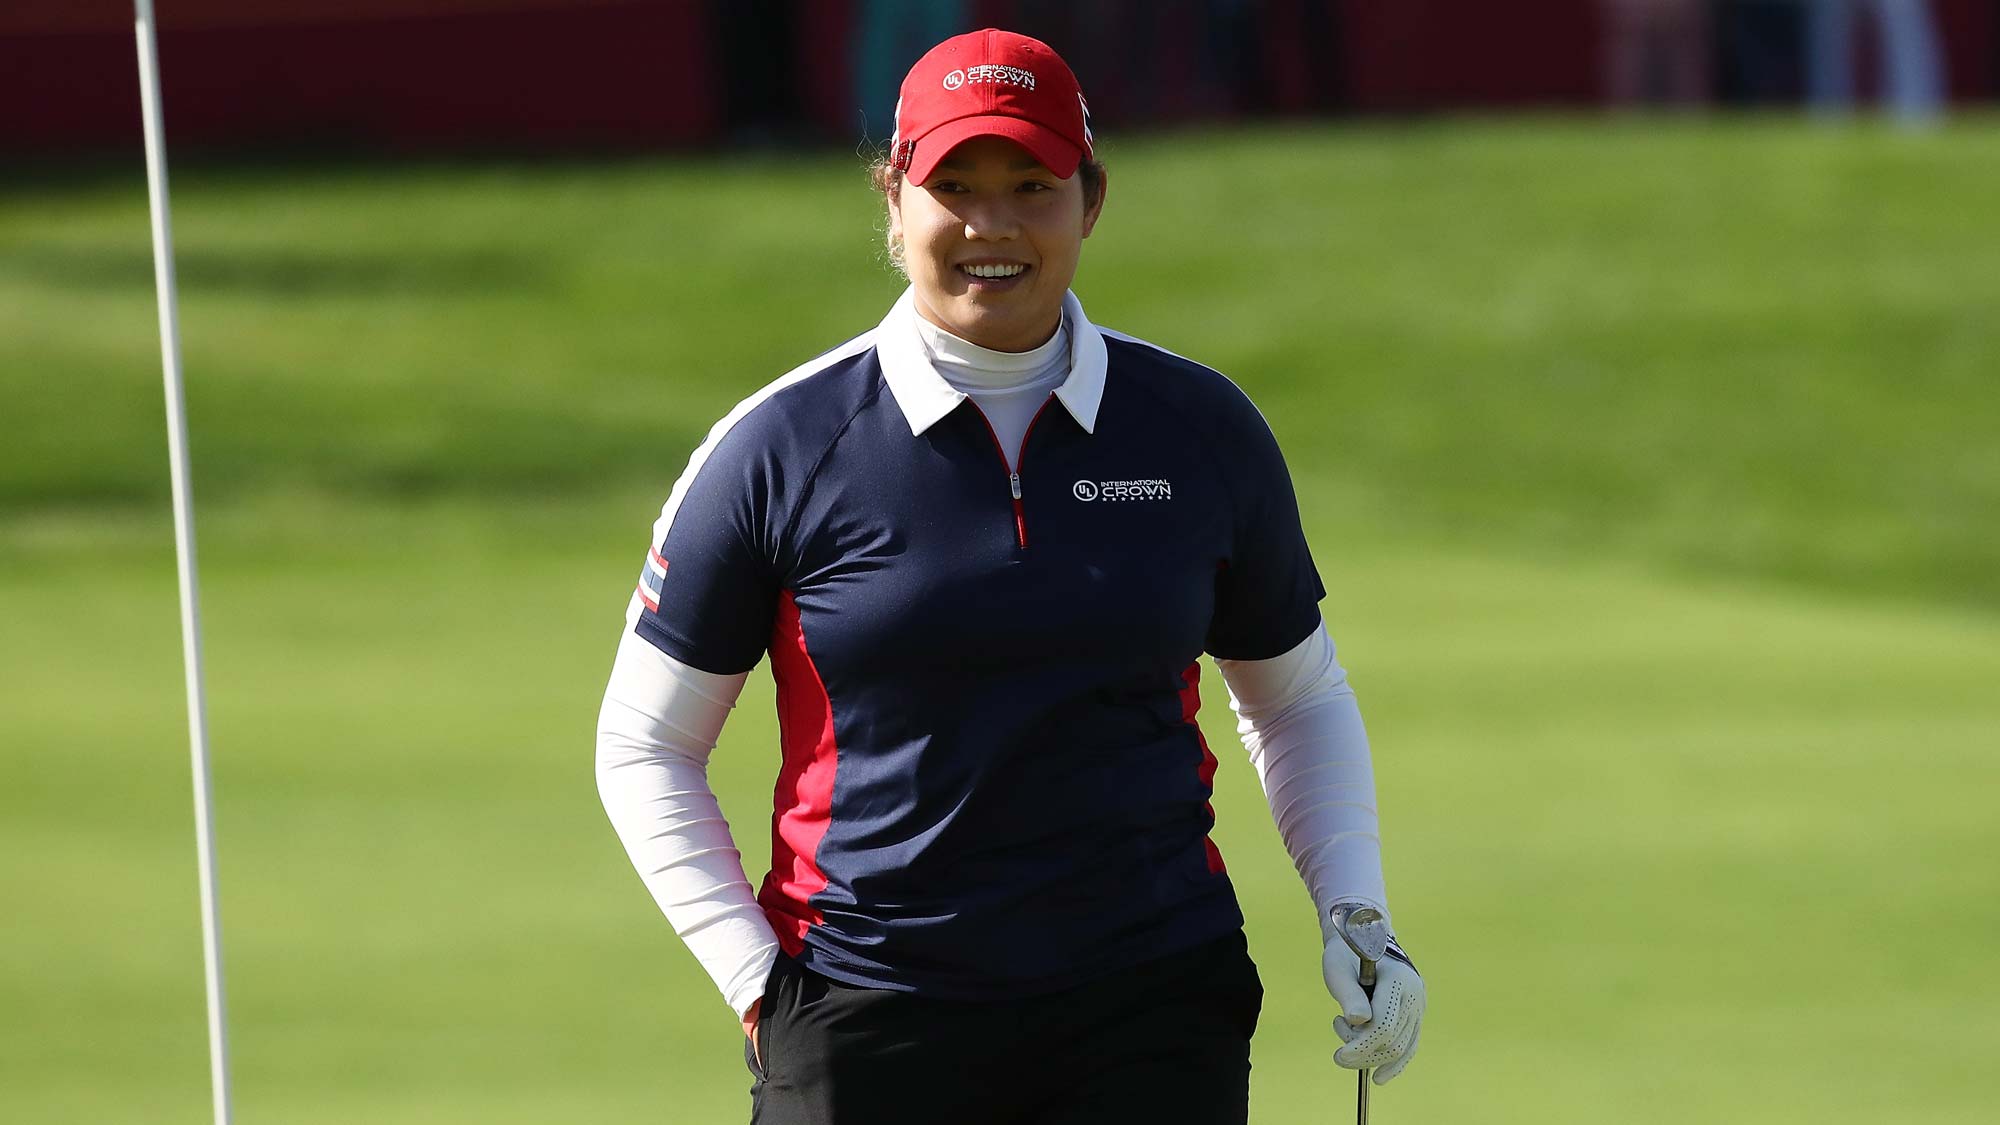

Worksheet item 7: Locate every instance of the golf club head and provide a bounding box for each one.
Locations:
[1332,902,1389,965]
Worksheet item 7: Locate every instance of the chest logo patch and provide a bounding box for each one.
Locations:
[1073,479,1172,502]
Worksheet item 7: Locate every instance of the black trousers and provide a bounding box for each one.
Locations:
[746,930,1263,1125]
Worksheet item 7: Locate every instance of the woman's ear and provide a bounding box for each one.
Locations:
[1081,168,1108,239]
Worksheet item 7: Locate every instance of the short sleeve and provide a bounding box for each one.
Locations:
[1204,390,1326,661]
[627,420,784,676]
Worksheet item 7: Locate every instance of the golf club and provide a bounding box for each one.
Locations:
[1333,903,1389,1124]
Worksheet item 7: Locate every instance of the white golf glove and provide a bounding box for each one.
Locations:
[1322,935,1423,1084]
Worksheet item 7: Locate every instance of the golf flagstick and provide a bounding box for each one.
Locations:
[134,4,234,1123]
[1333,904,1389,1125]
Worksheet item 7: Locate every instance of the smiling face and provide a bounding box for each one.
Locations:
[888,135,1106,353]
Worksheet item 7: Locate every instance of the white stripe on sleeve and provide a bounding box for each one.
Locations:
[625,330,878,630]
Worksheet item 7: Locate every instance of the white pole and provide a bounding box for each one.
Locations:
[133,3,233,1123]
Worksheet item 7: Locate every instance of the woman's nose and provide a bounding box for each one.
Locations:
[961,198,1021,242]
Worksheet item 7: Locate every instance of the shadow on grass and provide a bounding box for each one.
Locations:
[0,242,549,298]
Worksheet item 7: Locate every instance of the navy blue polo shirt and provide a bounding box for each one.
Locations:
[631,289,1325,999]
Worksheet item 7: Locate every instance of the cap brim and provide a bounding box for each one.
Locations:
[904,115,1085,184]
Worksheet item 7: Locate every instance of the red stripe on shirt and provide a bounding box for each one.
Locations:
[759,590,838,955]
[1180,660,1227,874]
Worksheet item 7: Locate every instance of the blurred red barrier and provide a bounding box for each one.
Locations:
[2,0,716,153]
[1337,0,1605,110]
[1937,0,1995,97]
[3,1,1992,156]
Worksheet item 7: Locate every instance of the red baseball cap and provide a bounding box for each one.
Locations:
[891,29,1094,184]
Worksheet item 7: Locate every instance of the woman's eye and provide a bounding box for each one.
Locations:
[1019,181,1053,192]
[930,180,967,193]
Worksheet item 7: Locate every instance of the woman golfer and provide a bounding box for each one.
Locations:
[597,28,1423,1123]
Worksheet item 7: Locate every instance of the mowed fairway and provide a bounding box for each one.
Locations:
[4,119,1998,1123]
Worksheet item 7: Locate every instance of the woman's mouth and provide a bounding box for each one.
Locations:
[958,262,1030,290]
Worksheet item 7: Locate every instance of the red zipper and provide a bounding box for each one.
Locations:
[974,398,1054,549]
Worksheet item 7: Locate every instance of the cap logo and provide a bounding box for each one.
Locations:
[958,63,1037,90]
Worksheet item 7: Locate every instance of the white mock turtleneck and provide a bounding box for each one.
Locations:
[914,313,1070,472]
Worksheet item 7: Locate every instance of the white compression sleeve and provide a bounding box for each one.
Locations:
[1216,621,1390,943]
[596,627,778,1017]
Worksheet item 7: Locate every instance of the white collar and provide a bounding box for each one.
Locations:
[875,286,1107,436]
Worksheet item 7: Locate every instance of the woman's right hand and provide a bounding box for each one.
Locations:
[742,999,762,1068]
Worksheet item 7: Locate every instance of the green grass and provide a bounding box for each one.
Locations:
[7,118,1998,607]
[4,118,1999,1122]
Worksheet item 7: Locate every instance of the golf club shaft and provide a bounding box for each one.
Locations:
[1356,955,1376,1124]
[1333,903,1387,1124]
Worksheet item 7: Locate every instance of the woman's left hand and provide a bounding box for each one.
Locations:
[1322,938,1424,1084]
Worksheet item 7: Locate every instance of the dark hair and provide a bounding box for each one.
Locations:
[867,152,1108,274]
